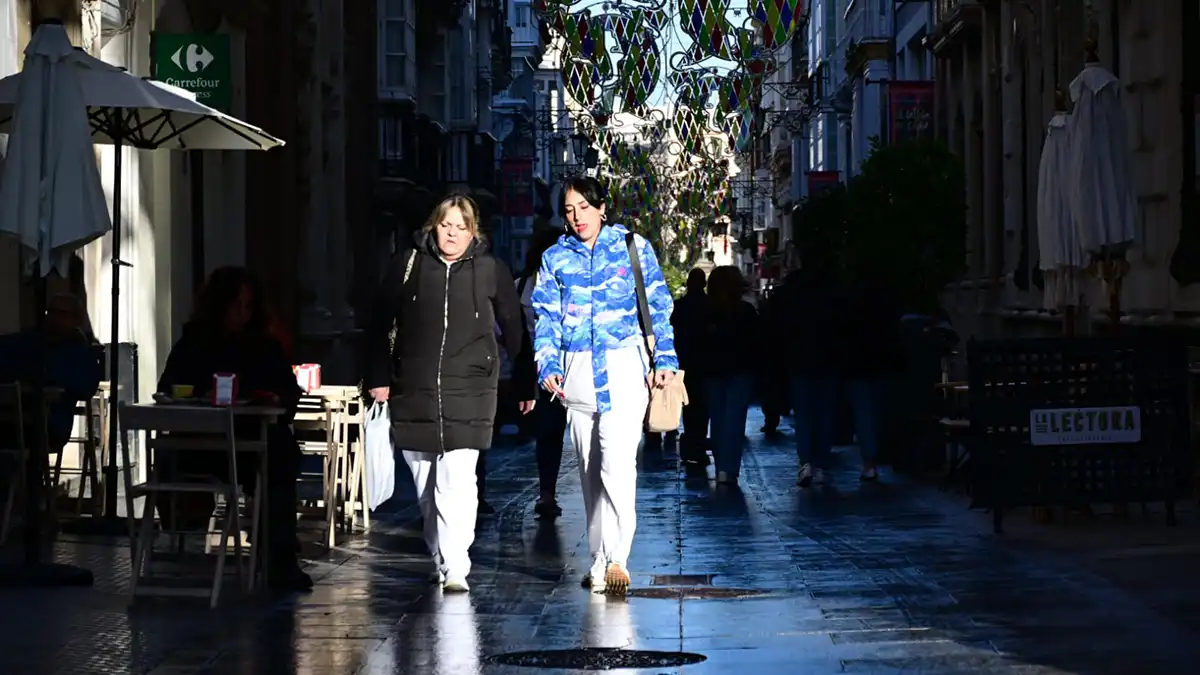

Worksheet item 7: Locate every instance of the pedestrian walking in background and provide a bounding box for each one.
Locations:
[364,194,536,593]
[767,264,843,488]
[699,266,758,485]
[532,177,678,594]
[671,268,710,476]
[838,276,904,482]
[517,228,570,520]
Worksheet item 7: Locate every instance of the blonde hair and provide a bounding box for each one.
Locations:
[423,194,483,240]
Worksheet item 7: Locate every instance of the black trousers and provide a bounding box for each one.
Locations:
[679,374,709,463]
[534,391,568,497]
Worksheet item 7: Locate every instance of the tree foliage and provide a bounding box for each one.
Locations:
[793,138,967,311]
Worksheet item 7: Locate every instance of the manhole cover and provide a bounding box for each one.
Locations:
[627,586,773,599]
[487,648,706,669]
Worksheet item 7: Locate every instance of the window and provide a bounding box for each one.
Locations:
[516,5,530,27]
[380,0,413,90]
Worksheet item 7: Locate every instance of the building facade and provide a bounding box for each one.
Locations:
[930,0,1195,337]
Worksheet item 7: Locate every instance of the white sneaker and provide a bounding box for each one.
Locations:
[583,557,608,593]
[442,576,470,593]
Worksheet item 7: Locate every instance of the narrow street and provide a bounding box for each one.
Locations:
[3,410,1199,674]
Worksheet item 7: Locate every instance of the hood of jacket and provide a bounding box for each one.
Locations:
[413,228,489,259]
[557,222,629,254]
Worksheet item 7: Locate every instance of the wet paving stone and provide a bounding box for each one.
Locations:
[3,409,1200,673]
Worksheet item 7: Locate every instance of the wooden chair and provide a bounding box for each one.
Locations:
[319,388,368,534]
[119,403,249,608]
[0,383,26,545]
[934,381,971,488]
[46,396,103,516]
[294,394,339,547]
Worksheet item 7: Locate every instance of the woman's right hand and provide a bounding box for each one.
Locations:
[368,386,390,403]
[541,375,563,399]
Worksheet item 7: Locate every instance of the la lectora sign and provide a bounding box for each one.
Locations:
[1029,406,1141,446]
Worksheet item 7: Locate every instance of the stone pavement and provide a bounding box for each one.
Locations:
[2,409,1200,674]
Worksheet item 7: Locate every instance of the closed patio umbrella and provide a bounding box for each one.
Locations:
[0,19,114,586]
[0,22,284,541]
[1036,102,1087,332]
[1067,45,1138,327]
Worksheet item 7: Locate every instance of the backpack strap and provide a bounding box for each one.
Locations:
[626,232,655,357]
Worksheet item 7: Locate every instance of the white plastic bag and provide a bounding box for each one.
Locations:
[363,402,395,511]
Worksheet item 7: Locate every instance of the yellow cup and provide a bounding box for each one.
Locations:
[171,384,194,399]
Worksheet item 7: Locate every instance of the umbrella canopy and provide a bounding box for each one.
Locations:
[1067,63,1138,255]
[0,30,282,151]
[1036,112,1086,309]
[0,22,111,277]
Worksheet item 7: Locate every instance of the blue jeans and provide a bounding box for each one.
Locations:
[791,375,838,468]
[706,375,751,477]
[846,378,882,462]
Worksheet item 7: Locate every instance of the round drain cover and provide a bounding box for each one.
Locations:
[627,587,772,600]
[487,648,706,669]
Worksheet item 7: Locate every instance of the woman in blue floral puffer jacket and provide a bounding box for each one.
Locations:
[531,177,679,595]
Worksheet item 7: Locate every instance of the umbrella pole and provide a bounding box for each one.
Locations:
[102,135,125,528]
[62,133,127,538]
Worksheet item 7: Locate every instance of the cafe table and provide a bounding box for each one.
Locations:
[124,400,284,590]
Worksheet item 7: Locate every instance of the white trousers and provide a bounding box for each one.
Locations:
[565,347,649,568]
[401,448,480,577]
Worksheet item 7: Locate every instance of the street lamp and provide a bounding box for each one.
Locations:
[570,131,590,163]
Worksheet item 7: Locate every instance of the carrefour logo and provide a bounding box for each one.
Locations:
[170,44,215,73]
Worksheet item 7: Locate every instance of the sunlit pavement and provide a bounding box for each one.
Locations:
[3,409,1200,674]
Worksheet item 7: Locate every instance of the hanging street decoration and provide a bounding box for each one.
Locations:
[533,0,808,225]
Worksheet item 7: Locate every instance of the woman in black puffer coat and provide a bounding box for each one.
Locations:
[364,194,536,592]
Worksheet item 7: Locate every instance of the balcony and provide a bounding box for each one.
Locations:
[928,0,983,57]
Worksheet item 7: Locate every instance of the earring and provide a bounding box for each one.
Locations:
[601,213,607,222]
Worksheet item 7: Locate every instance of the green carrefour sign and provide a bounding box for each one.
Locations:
[153,33,232,112]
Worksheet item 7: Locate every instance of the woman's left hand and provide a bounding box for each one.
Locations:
[653,370,676,389]
[519,400,537,415]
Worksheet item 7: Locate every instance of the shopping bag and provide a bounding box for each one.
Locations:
[363,401,395,511]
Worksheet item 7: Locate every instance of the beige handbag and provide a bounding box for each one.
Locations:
[626,233,688,433]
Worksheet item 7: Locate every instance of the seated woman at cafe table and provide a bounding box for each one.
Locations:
[156,266,311,593]
[0,292,102,453]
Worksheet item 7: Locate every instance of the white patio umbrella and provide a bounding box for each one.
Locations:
[1036,110,1086,327]
[0,21,111,277]
[1066,55,1137,326]
[0,19,112,584]
[0,22,285,536]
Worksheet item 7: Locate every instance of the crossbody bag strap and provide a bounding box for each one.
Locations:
[626,232,655,358]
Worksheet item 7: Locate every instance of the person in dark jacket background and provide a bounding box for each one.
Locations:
[769,264,844,488]
[365,194,535,593]
[671,268,710,475]
[156,266,309,592]
[838,276,904,482]
[699,266,758,485]
[517,228,571,520]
